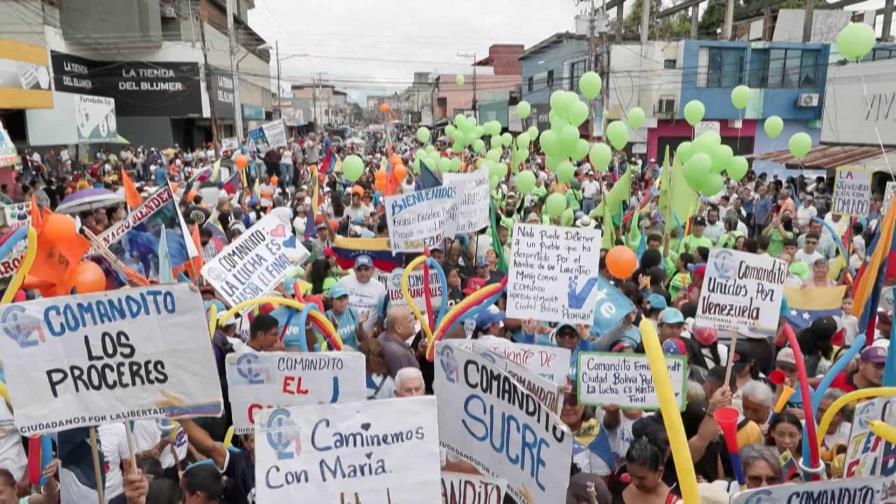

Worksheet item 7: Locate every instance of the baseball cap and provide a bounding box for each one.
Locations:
[662,338,687,356]
[693,216,707,226]
[316,222,328,230]
[861,345,887,364]
[354,255,373,269]
[328,285,349,299]
[476,257,489,268]
[658,308,685,325]
[646,293,667,311]
[464,276,487,295]
[776,347,796,366]
[475,305,505,330]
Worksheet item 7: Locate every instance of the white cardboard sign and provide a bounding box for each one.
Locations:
[473,335,570,385]
[577,352,687,410]
[832,166,872,216]
[225,352,366,435]
[440,471,506,504]
[384,186,457,252]
[443,166,490,234]
[730,477,882,504]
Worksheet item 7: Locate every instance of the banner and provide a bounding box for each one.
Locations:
[255,397,441,503]
[262,120,288,148]
[92,185,199,280]
[441,472,506,504]
[209,68,235,119]
[884,181,896,216]
[0,284,223,435]
[844,398,896,479]
[434,342,571,503]
[221,136,239,152]
[385,267,444,318]
[443,167,489,234]
[506,224,602,325]
[201,213,309,306]
[385,186,457,252]
[832,166,873,217]
[577,353,687,410]
[469,336,570,385]
[730,477,882,504]
[225,351,366,434]
[696,249,786,334]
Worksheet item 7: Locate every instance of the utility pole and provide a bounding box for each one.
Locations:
[457,52,477,120]
[275,40,282,119]
[198,2,219,154]
[723,0,735,40]
[640,0,651,44]
[884,0,894,40]
[226,0,243,141]
[802,0,815,42]
[691,5,699,38]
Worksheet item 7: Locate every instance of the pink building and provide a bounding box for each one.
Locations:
[433,44,523,120]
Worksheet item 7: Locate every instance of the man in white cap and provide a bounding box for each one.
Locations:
[338,255,386,334]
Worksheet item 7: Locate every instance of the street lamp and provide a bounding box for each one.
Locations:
[258,43,310,119]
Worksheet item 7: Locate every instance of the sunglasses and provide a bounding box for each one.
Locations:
[356,266,372,271]
[747,475,781,486]
[557,331,578,339]
[563,395,579,407]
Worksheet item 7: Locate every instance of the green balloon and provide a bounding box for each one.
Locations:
[545,155,560,172]
[484,121,499,137]
[559,125,580,154]
[684,153,712,189]
[731,85,751,110]
[764,116,784,139]
[439,157,454,172]
[549,90,566,112]
[456,74,465,86]
[527,126,539,139]
[343,155,364,182]
[472,139,485,154]
[544,192,567,217]
[710,144,734,174]
[451,141,465,153]
[589,143,612,171]
[693,130,721,155]
[415,127,431,144]
[516,171,536,194]
[552,91,577,117]
[490,136,502,150]
[516,101,532,119]
[700,173,725,196]
[569,100,589,127]
[454,114,466,127]
[728,156,749,181]
[683,100,705,126]
[425,145,435,154]
[579,71,602,100]
[627,107,646,129]
[452,158,462,172]
[516,133,530,149]
[474,126,484,138]
[489,176,500,190]
[489,160,508,180]
[540,130,560,157]
[557,161,575,183]
[836,22,876,60]
[572,139,589,162]
[412,158,421,174]
[486,148,502,162]
[501,132,513,147]
[676,141,694,163]
[605,121,629,151]
[514,148,529,162]
[445,124,457,138]
[788,132,812,160]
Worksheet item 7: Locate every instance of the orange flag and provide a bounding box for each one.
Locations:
[29,194,41,231]
[186,224,204,282]
[29,212,89,295]
[121,168,142,210]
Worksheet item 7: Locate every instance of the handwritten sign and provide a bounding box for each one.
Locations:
[443,166,489,234]
[832,166,872,216]
[201,213,309,306]
[255,397,441,503]
[91,185,192,252]
[730,477,882,504]
[474,335,570,385]
[506,223,602,325]
[225,352,366,434]
[844,398,896,478]
[577,353,687,410]
[0,284,223,435]
[884,181,896,216]
[441,472,506,504]
[385,186,457,252]
[221,136,239,152]
[434,342,572,504]
[385,267,443,319]
[262,119,287,148]
[696,249,786,334]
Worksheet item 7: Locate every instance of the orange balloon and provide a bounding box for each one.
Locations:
[271,175,279,186]
[374,169,387,182]
[379,103,390,113]
[606,245,638,280]
[374,178,386,191]
[234,154,248,170]
[72,260,105,293]
[393,163,408,181]
[42,213,77,242]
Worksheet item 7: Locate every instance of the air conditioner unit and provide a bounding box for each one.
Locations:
[797,93,819,107]
[655,97,676,115]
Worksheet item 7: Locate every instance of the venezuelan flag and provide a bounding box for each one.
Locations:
[783,286,846,331]
[332,236,404,272]
[852,191,896,344]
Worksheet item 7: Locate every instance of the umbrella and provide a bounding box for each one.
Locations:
[56,188,124,214]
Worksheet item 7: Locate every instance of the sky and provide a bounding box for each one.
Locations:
[248,0,582,102]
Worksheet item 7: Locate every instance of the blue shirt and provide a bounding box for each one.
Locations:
[326,307,360,350]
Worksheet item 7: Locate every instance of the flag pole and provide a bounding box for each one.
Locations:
[88,427,105,504]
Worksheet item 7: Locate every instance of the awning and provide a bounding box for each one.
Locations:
[749,144,896,171]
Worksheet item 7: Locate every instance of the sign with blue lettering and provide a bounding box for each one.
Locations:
[577,353,687,410]
[0,284,223,435]
[254,397,441,503]
[201,213,309,306]
[434,342,572,503]
[225,351,366,434]
[844,398,896,483]
[384,185,457,252]
[730,477,881,504]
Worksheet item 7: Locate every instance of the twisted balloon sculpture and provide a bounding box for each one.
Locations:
[0,227,37,304]
[211,297,343,350]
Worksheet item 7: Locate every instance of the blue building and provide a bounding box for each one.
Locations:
[519,32,593,130]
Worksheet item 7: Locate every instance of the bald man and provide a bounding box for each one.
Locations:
[378,306,420,378]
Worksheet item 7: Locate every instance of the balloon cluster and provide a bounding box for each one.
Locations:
[676,128,749,195]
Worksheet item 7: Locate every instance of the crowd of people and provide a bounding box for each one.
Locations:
[0,120,892,504]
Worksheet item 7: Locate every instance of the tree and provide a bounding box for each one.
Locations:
[699,0,734,37]
[622,0,692,40]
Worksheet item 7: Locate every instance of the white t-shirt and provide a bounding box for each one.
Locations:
[582,179,600,199]
[132,419,188,470]
[98,423,129,501]
[344,204,371,221]
[824,421,852,449]
[796,204,817,228]
[606,414,640,468]
[704,221,725,243]
[292,215,308,236]
[795,249,824,266]
[0,401,25,478]
[338,274,386,333]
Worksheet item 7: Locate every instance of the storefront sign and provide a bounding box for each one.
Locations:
[0,40,52,109]
[242,104,265,120]
[26,92,117,146]
[822,58,896,146]
[209,67,235,119]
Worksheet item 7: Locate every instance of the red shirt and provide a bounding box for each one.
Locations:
[829,371,857,393]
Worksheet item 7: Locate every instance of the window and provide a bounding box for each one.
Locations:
[873,48,896,61]
[755,48,820,89]
[528,76,534,92]
[664,59,676,69]
[767,49,786,88]
[782,50,801,88]
[547,70,555,89]
[705,47,745,87]
[799,50,819,87]
[748,49,768,88]
[569,60,586,91]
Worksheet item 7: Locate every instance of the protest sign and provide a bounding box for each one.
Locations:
[0,201,31,230]
[730,477,881,504]
[696,249,786,334]
[434,342,572,504]
[225,352,366,434]
[506,223,602,325]
[443,166,489,234]
[441,472,506,504]
[0,284,223,435]
[385,186,457,252]
[884,181,896,216]
[577,353,687,410]
[473,335,570,385]
[385,267,443,319]
[221,136,239,152]
[832,166,873,216]
[262,119,288,148]
[844,398,896,479]
[255,397,441,503]
[201,213,309,306]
